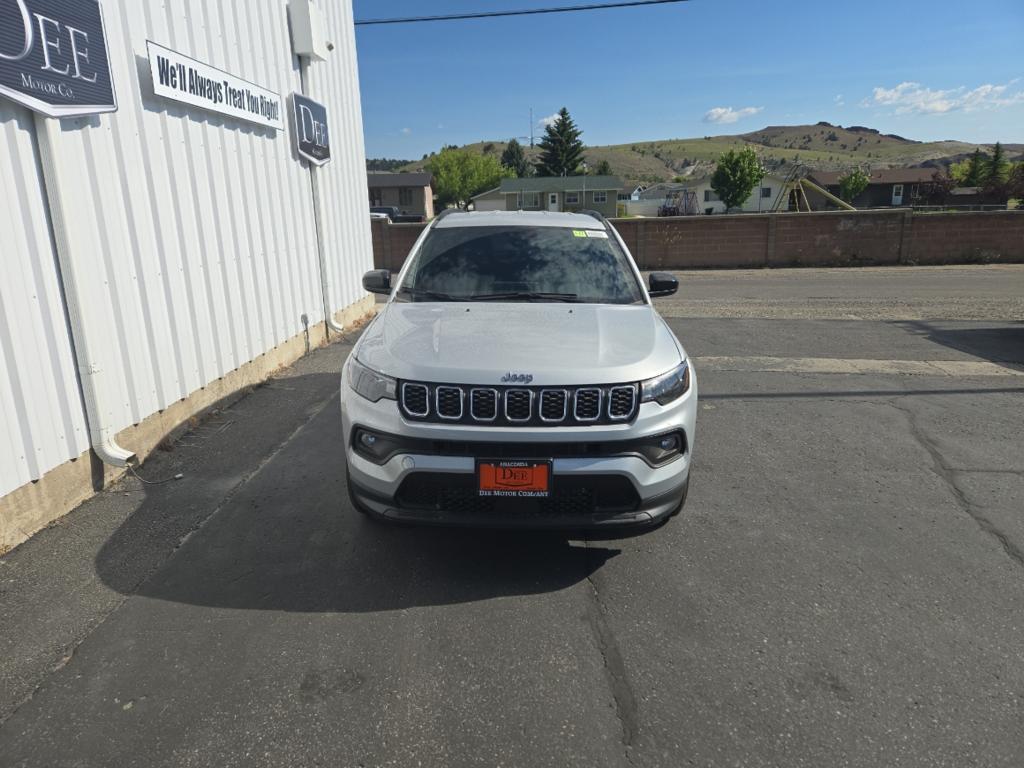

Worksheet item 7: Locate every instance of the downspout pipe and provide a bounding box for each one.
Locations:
[299,58,345,335]
[34,114,135,468]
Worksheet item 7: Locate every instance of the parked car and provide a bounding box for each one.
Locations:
[370,206,425,224]
[340,209,697,530]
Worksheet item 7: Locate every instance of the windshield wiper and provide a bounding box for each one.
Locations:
[469,291,580,302]
[396,286,459,301]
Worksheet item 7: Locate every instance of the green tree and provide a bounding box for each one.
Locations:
[535,107,585,177]
[710,147,765,211]
[838,168,870,202]
[592,159,613,176]
[500,138,530,178]
[1007,162,1024,202]
[986,142,1008,185]
[951,149,987,186]
[426,148,513,209]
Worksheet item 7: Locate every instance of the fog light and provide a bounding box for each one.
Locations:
[659,435,679,451]
[359,431,378,448]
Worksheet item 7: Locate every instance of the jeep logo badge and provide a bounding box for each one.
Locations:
[501,372,533,384]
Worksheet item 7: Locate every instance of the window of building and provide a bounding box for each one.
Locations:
[593,191,607,203]
[761,187,772,198]
[398,188,413,206]
[704,189,720,202]
[565,192,580,205]
[369,189,383,206]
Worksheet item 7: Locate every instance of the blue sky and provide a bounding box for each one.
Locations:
[353,0,1024,158]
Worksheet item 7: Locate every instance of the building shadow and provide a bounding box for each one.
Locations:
[891,320,1024,373]
[93,377,621,614]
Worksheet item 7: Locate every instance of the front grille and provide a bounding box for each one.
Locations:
[470,389,498,421]
[540,390,567,422]
[399,381,639,426]
[608,386,637,419]
[574,389,602,421]
[395,473,640,516]
[435,386,463,419]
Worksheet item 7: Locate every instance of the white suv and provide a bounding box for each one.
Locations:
[340,210,697,530]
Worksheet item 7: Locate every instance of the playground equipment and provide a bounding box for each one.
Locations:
[770,165,855,212]
[658,189,700,216]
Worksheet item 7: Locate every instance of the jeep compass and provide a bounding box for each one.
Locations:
[341,209,697,529]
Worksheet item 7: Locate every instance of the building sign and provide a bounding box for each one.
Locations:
[292,93,330,166]
[0,0,117,118]
[146,40,283,131]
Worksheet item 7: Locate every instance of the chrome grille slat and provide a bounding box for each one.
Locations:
[504,389,533,422]
[540,389,568,422]
[608,385,637,420]
[401,382,429,417]
[435,386,463,420]
[574,388,602,421]
[470,388,498,421]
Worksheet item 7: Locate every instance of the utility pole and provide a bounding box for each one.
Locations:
[529,107,534,147]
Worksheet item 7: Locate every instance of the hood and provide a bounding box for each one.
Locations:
[355,302,683,386]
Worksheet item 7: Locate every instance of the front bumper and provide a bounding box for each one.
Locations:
[340,362,697,530]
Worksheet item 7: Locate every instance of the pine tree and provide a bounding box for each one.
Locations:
[965,149,986,186]
[500,139,530,178]
[535,108,585,177]
[986,142,1008,185]
[592,159,613,176]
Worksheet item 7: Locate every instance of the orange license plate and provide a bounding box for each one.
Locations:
[477,460,551,498]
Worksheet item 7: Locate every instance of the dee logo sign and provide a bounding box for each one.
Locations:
[0,0,117,117]
[292,93,330,166]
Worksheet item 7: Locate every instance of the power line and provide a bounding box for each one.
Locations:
[354,0,691,26]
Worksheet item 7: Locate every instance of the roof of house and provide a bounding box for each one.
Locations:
[366,172,433,188]
[810,168,935,186]
[498,175,622,193]
[470,186,503,200]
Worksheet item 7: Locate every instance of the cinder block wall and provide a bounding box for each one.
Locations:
[371,211,1024,272]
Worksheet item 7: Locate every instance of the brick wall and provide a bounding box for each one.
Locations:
[369,211,1024,272]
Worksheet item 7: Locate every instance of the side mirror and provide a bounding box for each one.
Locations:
[362,269,391,295]
[648,272,678,298]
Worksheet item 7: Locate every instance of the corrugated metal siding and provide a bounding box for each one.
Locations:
[0,0,370,499]
[308,0,376,315]
[0,103,91,496]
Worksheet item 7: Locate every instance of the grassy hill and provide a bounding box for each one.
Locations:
[396,124,1022,186]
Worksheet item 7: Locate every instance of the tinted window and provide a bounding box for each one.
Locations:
[399,226,644,304]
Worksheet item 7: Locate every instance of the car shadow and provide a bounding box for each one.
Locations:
[93,377,621,614]
[891,320,1024,372]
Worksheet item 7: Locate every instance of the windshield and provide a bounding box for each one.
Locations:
[396,225,645,304]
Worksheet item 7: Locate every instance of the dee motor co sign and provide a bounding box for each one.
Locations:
[292,93,330,166]
[0,0,117,117]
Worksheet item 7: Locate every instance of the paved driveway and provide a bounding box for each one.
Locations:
[2,266,1023,767]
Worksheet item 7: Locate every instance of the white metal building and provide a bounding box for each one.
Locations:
[1,0,374,550]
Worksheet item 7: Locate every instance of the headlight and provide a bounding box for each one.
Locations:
[348,357,397,402]
[640,361,690,406]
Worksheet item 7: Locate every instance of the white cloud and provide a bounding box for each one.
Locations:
[400,127,411,135]
[702,106,763,124]
[834,94,845,106]
[866,80,1024,115]
[538,112,560,128]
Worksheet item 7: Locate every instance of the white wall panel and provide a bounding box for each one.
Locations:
[308,0,376,314]
[0,103,90,497]
[1,1,370,500]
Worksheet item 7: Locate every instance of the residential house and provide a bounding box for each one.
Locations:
[367,172,435,219]
[807,168,936,209]
[618,183,647,202]
[627,174,788,215]
[472,176,622,218]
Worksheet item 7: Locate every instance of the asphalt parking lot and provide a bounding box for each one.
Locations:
[1,265,1023,767]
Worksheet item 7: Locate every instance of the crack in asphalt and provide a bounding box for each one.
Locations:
[583,540,640,764]
[888,401,1024,570]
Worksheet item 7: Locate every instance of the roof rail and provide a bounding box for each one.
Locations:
[434,207,463,223]
[577,209,608,225]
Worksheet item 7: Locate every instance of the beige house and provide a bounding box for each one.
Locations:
[472,176,622,218]
[367,172,435,220]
